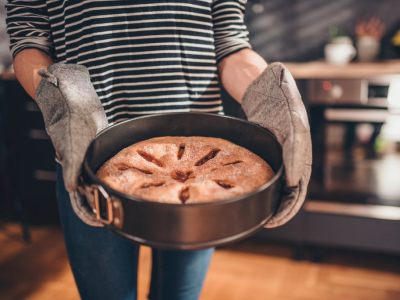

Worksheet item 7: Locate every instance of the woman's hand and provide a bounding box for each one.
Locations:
[219,55,312,228]
[241,63,312,228]
[34,63,109,192]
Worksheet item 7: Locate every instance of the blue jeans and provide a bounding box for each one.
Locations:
[56,164,214,300]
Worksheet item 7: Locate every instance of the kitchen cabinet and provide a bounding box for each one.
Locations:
[0,76,59,225]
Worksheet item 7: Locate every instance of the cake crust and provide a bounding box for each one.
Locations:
[96,136,275,204]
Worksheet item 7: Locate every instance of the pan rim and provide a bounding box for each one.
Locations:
[83,112,284,207]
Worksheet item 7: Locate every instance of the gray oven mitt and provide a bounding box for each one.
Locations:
[35,63,108,226]
[241,62,312,228]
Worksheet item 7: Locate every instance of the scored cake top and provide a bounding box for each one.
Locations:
[96,136,275,204]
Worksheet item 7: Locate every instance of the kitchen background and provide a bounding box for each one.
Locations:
[1,0,400,65]
[246,0,400,61]
[225,0,400,117]
[1,0,400,66]
[1,0,400,299]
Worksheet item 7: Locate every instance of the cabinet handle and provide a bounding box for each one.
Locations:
[305,200,400,221]
[33,170,57,182]
[29,129,49,140]
[25,102,40,112]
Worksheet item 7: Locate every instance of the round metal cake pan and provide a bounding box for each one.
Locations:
[81,113,283,250]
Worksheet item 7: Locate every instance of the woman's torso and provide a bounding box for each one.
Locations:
[46,0,222,124]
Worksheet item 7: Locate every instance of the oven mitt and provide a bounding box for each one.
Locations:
[241,62,312,228]
[35,63,109,226]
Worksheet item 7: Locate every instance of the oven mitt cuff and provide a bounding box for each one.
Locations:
[69,191,103,227]
[35,63,108,226]
[241,62,312,228]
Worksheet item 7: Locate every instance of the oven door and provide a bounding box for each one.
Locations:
[308,78,400,221]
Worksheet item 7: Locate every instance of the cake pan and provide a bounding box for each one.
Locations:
[79,113,283,250]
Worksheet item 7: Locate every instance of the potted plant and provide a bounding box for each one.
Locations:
[324,27,356,65]
[355,17,385,62]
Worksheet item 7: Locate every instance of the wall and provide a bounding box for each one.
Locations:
[245,0,400,62]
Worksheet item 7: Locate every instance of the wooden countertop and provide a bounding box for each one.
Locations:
[283,60,400,79]
[2,60,400,81]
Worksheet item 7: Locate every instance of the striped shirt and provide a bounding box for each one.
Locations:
[6,0,251,124]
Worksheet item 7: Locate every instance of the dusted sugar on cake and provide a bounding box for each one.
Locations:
[96,137,275,204]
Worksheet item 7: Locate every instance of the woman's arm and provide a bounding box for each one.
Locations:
[6,0,55,99]
[211,0,267,103]
[217,48,267,104]
[14,49,54,99]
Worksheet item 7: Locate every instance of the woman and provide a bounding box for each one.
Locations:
[6,1,311,299]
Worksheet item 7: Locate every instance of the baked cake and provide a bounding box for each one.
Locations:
[96,137,274,204]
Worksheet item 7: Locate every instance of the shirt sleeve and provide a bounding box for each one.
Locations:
[6,0,55,60]
[212,0,252,63]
